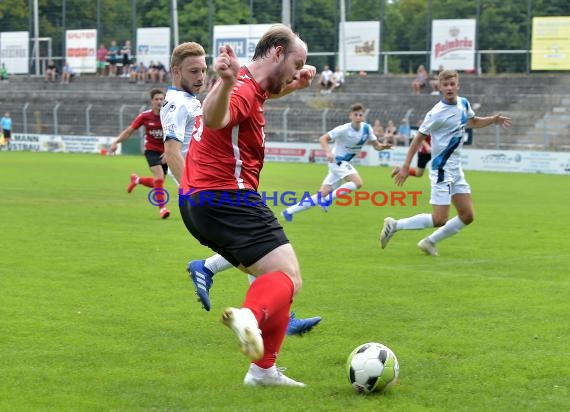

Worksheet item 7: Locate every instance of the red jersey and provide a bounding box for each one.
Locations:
[130,110,164,153]
[419,134,431,154]
[181,67,269,193]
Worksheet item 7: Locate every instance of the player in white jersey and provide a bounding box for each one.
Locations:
[380,70,512,256]
[281,102,391,221]
[161,42,206,180]
[162,42,322,336]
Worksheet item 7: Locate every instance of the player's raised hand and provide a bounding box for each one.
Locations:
[296,65,317,89]
[214,45,239,83]
[494,113,512,129]
[284,65,316,92]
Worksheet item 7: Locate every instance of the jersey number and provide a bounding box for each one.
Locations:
[192,115,203,142]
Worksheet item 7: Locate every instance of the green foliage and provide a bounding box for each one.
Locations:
[1,0,569,73]
[0,0,28,29]
[0,152,569,411]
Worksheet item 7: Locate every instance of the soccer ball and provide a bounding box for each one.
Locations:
[346,342,399,394]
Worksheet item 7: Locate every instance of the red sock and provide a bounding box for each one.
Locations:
[409,168,417,176]
[242,271,294,369]
[139,177,155,188]
[153,179,165,208]
[254,303,290,369]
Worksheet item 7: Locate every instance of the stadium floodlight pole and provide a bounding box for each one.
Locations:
[33,0,40,76]
[526,0,532,74]
[339,0,346,72]
[171,0,179,48]
[282,0,291,27]
[475,0,481,75]
[132,0,137,56]
[426,0,431,72]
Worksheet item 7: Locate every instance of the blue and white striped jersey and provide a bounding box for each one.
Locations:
[328,122,377,163]
[419,97,474,172]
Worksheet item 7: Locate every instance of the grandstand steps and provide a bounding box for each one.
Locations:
[1,73,569,150]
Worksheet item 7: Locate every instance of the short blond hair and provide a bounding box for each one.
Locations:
[438,69,459,82]
[170,42,205,70]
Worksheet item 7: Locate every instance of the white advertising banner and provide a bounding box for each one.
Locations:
[264,143,570,175]
[66,29,97,73]
[213,24,274,66]
[136,27,171,68]
[431,19,476,72]
[10,133,117,154]
[0,31,29,74]
[338,21,380,72]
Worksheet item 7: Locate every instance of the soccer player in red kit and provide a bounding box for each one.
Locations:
[110,88,170,219]
[178,24,316,387]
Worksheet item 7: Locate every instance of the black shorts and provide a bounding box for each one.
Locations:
[2,129,10,139]
[417,152,432,169]
[179,190,290,267]
[144,150,168,174]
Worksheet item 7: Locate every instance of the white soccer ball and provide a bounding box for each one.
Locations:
[346,342,399,394]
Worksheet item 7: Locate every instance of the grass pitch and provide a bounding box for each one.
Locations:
[0,151,568,411]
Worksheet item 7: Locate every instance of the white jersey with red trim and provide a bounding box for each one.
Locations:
[161,86,202,157]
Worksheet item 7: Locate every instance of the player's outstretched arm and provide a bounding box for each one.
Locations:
[468,112,512,129]
[371,140,392,151]
[109,126,135,154]
[202,45,240,129]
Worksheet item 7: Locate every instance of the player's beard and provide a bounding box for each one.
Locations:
[266,60,290,95]
[180,76,202,95]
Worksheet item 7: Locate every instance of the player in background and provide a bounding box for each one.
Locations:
[110,88,170,219]
[179,25,316,387]
[391,134,431,178]
[281,102,391,221]
[380,70,512,256]
[161,42,205,183]
[161,42,321,337]
[1,111,12,151]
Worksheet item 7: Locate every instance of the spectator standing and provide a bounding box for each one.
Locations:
[107,40,119,77]
[411,64,428,94]
[96,43,108,76]
[1,111,12,150]
[121,40,132,77]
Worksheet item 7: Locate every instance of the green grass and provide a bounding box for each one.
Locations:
[0,151,568,411]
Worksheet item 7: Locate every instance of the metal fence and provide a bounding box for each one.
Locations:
[4,100,568,152]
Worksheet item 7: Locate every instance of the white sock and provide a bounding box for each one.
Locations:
[428,216,466,243]
[396,213,434,230]
[331,181,358,201]
[204,254,233,274]
[167,168,179,185]
[247,274,256,284]
[285,192,332,215]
